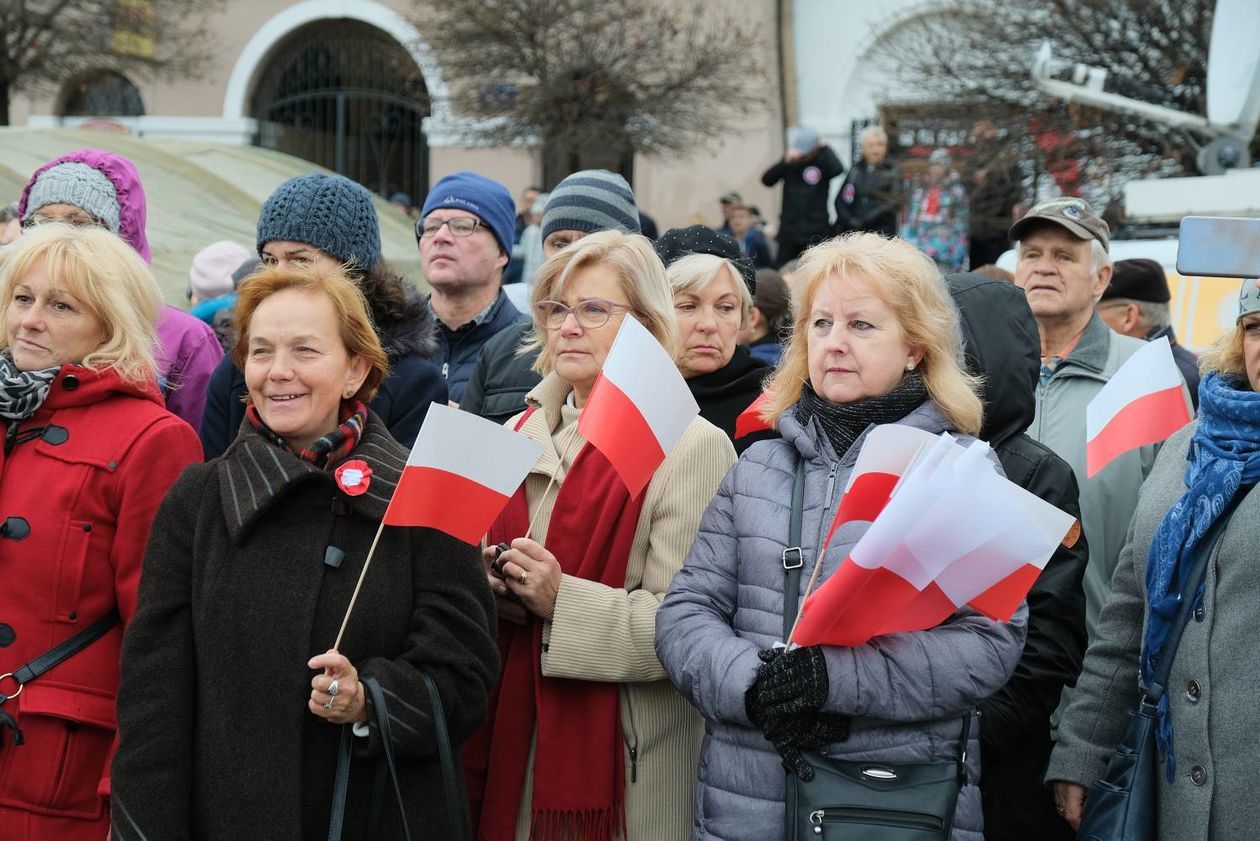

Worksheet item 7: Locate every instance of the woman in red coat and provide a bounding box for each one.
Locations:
[0,224,202,840]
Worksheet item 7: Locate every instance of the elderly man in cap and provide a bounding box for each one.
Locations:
[418,171,528,403]
[459,169,642,424]
[1012,198,1158,648]
[1097,257,1201,408]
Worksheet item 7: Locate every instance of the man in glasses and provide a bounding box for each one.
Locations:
[418,171,527,404]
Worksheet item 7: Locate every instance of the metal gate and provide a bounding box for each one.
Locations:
[250,19,430,205]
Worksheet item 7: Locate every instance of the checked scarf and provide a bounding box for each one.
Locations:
[245,400,367,469]
[1143,372,1260,779]
[0,352,58,421]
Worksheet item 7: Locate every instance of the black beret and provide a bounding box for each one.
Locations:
[1102,258,1169,304]
[654,225,756,295]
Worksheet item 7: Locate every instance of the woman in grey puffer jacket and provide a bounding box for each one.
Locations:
[657,233,1028,841]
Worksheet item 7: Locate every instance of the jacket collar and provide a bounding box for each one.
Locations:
[1057,311,1111,375]
[519,372,579,480]
[216,411,406,543]
[778,397,952,466]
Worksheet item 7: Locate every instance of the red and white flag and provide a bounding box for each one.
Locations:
[579,316,699,497]
[792,432,1075,648]
[1086,336,1192,477]
[382,403,543,544]
[735,392,772,440]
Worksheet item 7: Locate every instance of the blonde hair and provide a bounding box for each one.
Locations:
[1200,314,1252,380]
[523,230,679,374]
[666,253,753,329]
[0,223,160,384]
[233,264,390,402]
[763,232,983,435]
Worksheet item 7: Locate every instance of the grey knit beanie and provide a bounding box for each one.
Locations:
[23,162,122,233]
[541,170,640,239]
[256,173,381,271]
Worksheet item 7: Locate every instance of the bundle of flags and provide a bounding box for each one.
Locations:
[792,425,1077,648]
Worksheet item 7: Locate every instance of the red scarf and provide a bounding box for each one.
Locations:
[465,413,648,841]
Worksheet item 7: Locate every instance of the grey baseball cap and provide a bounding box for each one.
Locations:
[1237,278,1260,320]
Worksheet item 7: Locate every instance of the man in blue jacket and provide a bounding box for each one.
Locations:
[418,171,527,403]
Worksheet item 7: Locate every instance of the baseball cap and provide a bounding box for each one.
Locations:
[1009,197,1110,251]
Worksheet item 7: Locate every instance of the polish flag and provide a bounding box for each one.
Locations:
[579,316,699,497]
[1086,336,1192,478]
[735,392,772,440]
[382,403,543,544]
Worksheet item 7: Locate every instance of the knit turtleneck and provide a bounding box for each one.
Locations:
[795,372,929,458]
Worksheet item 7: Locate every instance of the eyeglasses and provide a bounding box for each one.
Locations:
[534,299,633,330]
[416,216,484,238]
[19,213,104,231]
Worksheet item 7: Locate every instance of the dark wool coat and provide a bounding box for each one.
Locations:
[199,287,447,459]
[948,273,1088,841]
[111,414,498,841]
[459,321,541,426]
[0,366,201,841]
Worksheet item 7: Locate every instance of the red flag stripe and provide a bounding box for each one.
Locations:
[794,561,925,647]
[967,563,1043,622]
[578,374,667,498]
[825,471,900,548]
[382,465,512,544]
[735,393,771,440]
[1086,384,1191,477]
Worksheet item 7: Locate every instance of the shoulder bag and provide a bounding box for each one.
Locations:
[781,458,970,840]
[327,671,468,841]
[1075,489,1247,841]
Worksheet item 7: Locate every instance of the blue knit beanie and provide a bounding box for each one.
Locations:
[420,172,515,255]
[257,173,382,271]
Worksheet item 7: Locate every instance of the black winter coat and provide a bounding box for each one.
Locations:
[459,321,540,426]
[686,345,774,455]
[761,146,844,257]
[833,158,904,238]
[112,414,499,841]
[199,288,447,459]
[948,273,1087,841]
[435,289,529,404]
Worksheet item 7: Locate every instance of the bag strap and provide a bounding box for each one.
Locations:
[419,670,468,841]
[781,458,807,641]
[327,724,354,841]
[1146,486,1249,702]
[1,609,119,703]
[361,675,415,841]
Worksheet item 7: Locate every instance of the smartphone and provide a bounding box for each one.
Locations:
[490,542,526,609]
[1177,216,1260,277]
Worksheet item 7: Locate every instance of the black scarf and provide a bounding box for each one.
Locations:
[796,372,929,458]
[0,352,59,421]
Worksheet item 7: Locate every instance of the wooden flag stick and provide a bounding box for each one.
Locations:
[523,422,584,542]
[332,518,388,651]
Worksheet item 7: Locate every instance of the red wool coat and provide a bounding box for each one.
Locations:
[0,365,201,841]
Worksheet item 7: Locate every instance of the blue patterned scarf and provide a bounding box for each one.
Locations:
[1142,372,1260,779]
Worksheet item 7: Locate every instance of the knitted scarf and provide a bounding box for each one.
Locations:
[1142,372,1260,779]
[0,352,59,421]
[245,400,367,468]
[795,372,929,458]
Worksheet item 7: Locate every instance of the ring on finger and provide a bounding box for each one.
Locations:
[1056,806,1066,815]
[518,569,529,585]
[328,679,340,697]
[323,698,335,711]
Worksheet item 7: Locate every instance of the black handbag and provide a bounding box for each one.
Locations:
[327,671,468,841]
[780,459,969,840]
[1075,490,1245,841]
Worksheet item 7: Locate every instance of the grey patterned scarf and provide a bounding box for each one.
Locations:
[796,372,929,459]
[0,352,59,421]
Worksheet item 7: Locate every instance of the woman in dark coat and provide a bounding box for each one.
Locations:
[112,265,498,840]
[657,226,774,454]
[199,173,446,458]
[0,225,202,841]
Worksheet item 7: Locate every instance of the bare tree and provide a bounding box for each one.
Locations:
[871,0,1217,217]
[0,0,224,126]
[411,0,768,185]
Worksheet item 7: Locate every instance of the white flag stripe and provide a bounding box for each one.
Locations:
[844,424,936,492]
[1085,336,1186,438]
[406,403,543,495]
[600,316,699,453]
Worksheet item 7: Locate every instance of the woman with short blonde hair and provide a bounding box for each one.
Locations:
[763,231,983,434]
[0,223,161,384]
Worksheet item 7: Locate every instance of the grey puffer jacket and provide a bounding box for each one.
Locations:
[656,400,1028,841]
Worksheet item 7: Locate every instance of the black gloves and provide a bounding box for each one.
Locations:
[745,646,851,780]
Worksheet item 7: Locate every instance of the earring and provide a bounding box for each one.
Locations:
[344,389,355,399]
[906,363,915,371]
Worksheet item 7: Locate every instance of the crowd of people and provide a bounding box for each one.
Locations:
[0,132,1247,841]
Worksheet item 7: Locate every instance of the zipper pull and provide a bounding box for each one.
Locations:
[441,362,450,379]
[629,746,638,783]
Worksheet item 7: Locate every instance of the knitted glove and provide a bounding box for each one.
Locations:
[747,646,831,719]
[765,710,853,749]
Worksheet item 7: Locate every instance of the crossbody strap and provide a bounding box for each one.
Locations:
[419,670,468,841]
[2,609,119,702]
[781,459,807,641]
[1146,486,1249,702]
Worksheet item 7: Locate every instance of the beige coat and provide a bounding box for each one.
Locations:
[507,373,736,840]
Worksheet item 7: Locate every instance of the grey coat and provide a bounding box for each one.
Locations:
[1047,421,1260,839]
[656,401,1028,841]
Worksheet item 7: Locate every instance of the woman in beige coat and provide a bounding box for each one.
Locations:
[462,230,736,841]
